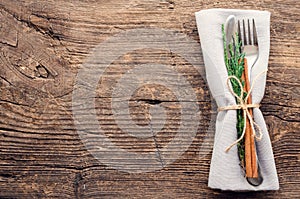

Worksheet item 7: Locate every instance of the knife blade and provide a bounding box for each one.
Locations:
[224,15,236,58]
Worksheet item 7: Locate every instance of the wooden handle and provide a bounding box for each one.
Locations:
[243,58,258,178]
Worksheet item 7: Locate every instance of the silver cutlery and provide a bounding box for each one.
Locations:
[238,18,263,186]
[238,19,259,81]
[225,15,236,58]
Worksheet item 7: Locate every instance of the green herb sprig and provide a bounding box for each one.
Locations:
[222,24,246,168]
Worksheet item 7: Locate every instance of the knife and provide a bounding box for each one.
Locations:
[224,15,236,58]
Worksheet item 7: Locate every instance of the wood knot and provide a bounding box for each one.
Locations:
[35,64,49,78]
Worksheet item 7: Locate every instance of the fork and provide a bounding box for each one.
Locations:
[238,19,259,80]
[237,19,263,186]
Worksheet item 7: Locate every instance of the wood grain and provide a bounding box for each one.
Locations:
[0,0,299,198]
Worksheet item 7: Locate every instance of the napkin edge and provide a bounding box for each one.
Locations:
[195,8,271,16]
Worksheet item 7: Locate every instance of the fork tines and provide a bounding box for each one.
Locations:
[237,19,258,47]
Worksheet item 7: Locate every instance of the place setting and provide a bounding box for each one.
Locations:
[195,9,279,191]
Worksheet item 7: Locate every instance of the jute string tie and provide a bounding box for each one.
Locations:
[217,70,267,152]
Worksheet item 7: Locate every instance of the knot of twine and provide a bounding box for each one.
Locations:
[217,70,267,152]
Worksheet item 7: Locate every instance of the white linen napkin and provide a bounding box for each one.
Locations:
[195,9,279,191]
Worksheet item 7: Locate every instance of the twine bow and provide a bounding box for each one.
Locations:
[217,70,267,152]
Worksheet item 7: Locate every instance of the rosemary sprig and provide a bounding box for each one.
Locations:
[222,24,246,168]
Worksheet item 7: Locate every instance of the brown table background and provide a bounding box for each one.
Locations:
[0,0,299,198]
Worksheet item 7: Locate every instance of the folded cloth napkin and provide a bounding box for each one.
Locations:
[195,9,279,191]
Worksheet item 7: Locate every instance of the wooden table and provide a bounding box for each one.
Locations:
[0,0,299,198]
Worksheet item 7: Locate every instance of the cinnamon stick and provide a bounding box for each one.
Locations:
[243,58,258,178]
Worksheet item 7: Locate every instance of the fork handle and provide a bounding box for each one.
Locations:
[243,58,258,178]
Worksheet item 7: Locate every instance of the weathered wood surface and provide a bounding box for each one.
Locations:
[0,0,299,198]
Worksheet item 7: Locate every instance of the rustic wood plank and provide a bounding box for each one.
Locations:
[0,0,299,198]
